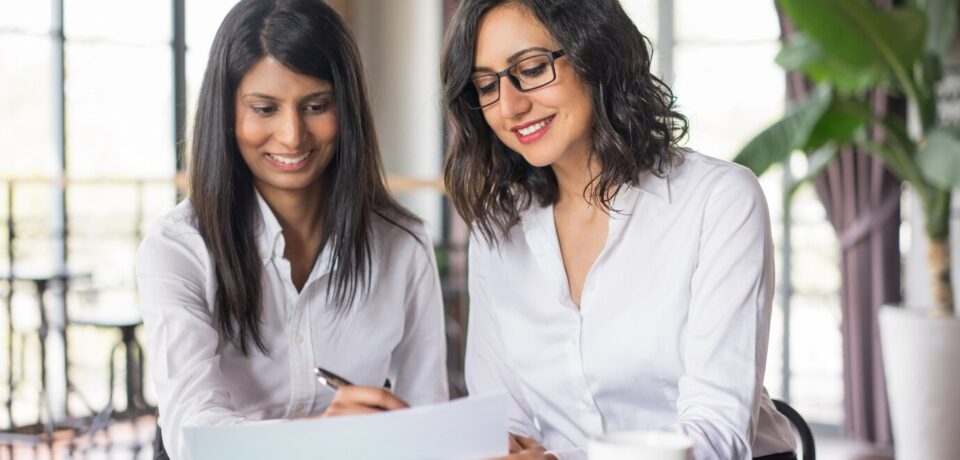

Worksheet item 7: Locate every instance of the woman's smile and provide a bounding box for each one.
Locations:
[511,115,555,144]
[264,150,316,171]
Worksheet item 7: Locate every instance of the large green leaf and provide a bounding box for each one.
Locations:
[804,98,870,150]
[733,86,833,176]
[917,127,960,188]
[779,0,926,88]
[777,33,887,93]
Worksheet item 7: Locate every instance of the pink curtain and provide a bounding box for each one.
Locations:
[777,2,901,445]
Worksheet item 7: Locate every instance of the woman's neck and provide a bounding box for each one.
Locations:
[551,149,602,210]
[257,183,326,257]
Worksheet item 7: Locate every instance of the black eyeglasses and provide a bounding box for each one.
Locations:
[466,49,566,110]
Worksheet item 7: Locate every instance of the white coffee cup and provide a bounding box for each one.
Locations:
[588,430,694,460]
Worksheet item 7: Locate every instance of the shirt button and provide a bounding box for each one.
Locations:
[581,395,593,408]
[295,335,304,344]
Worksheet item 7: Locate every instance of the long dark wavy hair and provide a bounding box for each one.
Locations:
[441,0,689,243]
[189,0,415,356]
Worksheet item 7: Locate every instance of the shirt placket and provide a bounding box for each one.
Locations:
[274,250,318,419]
[569,309,603,435]
[525,204,605,435]
[286,287,317,418]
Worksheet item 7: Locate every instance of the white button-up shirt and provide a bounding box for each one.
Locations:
[466,151,796,460]
[136,195,449,459]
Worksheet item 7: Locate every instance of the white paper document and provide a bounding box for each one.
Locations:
[183,393,507,459]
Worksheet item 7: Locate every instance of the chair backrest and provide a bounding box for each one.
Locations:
[772,398,815,460]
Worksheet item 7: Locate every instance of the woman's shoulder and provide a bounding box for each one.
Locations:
[144,199,203,240]
[670,148,765,200]
[137,199,208,269]
[371,208,433,260]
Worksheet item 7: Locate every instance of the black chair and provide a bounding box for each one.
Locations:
[67,288,155,457]
[772,399,815,460]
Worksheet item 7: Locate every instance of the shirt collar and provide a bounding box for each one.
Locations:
[632,169,671,204]
[519,168,672,240]
[255,191,285,265]
[520,169,672,231]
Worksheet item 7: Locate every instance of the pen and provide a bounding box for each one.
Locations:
[314,367,352,390]
[314,367,392,392]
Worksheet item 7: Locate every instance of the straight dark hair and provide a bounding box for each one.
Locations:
[189,0,415,356]
[441,0,689,243]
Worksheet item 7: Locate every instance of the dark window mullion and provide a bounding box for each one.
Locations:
[173,0,186,174]
[781,156,794,402]
[53,0,66,269]
[657,0,674,85]
[53,0,70,420]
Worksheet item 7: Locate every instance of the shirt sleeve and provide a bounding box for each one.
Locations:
[136,222,253,460]
[389,232,450,405]
[670,167,775,460]
[464,236,542,441]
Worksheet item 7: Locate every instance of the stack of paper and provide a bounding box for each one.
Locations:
[184,393,507,459]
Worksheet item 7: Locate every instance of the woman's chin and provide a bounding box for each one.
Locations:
[515,150,557,169]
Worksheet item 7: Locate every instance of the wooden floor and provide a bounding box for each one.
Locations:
[818,436,895,460]
[0,414,156,460]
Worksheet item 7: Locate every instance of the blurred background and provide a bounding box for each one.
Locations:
[0,0,931,458]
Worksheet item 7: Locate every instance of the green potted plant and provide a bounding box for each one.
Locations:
[733,0,960,458]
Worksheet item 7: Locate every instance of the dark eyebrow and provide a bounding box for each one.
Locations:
[300,91,334,101]
[242,92,278,100]
[241,90,334,101]
[472,46,553,73]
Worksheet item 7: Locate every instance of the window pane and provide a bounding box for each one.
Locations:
[619,0,660,75]
[185,0,240,153]
[65,43,174,179]
[67,183,141,287]
[0,185,8,274]
[0,35,57,177]
[673,42,785,160]
[64,0,170,44]
[675,0,779,43]
[0,0,52,33]
[620,0,659,45]
[186,0,239,54]
[11,183,59,271]
[788,184,844,425]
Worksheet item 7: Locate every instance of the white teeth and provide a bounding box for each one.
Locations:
[518,118,550,136]
[269,151,311,165]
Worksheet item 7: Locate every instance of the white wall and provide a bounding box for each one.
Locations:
[350,0,444,239]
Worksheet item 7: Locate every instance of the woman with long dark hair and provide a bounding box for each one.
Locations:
[441,1,795,459]
[136,1,448,457]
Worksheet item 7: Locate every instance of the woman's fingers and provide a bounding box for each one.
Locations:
[498,434,548,459]
[322,401,386,417]
[337,385,409,410]
[508,434,524,453]
[321,385,409,417]
[512,434,542,451]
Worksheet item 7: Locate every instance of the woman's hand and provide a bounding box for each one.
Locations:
[320,385,409,417]
[494,434,557,460]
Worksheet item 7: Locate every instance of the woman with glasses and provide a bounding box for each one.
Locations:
[136,1,448,458]
[441,1,796,459]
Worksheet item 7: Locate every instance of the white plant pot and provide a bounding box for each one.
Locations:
[879,306,960,460]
